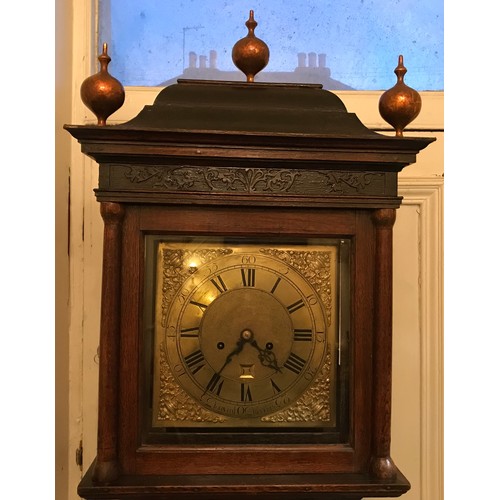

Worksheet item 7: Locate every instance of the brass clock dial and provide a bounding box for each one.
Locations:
[152,240,339,427]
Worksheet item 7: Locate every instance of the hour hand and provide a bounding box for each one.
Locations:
[250,340,282,373]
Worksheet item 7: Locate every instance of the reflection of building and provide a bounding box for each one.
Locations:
[158,50,354,90]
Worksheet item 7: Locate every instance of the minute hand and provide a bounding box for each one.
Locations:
[216,337,245,375]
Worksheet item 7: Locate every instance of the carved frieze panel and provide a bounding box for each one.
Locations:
[102,164,391,197]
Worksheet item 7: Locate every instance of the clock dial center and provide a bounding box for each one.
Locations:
[199,287,293,381]
[241,329,253,341]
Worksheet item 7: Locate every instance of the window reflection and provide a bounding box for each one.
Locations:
[98,0,443,91]
[159,50,354,89]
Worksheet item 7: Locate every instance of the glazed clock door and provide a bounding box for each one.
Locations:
[115,204,372,476]
[148,238,344,428]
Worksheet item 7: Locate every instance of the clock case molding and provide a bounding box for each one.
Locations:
[65,79,434,500]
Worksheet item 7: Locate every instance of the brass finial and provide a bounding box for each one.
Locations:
[80,42,125,126]
[378,55,422,137]
[232,10,270,82]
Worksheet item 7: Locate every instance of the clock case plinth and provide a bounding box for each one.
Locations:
[65,79,434,500]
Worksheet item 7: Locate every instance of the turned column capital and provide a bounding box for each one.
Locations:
[371,208,396,228]
[100,201,125,224]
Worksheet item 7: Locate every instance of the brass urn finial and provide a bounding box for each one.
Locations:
[378,55,422,137]
[80,43,125,126]
[232,10,270,82]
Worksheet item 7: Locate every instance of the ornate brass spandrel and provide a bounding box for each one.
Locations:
[262,350,332,423]
[158,246,233,328]
[156,341,226,424]
[260,248,334,324]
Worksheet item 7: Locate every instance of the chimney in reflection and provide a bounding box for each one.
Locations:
[188,51,197,68]
[209,50,217,69]
[308,52,317,68]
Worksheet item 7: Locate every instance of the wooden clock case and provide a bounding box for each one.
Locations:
[65,79,434,499]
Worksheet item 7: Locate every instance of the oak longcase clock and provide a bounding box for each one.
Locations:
[66,67,434,498]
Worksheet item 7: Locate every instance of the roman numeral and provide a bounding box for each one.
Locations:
[270,379,282,394]
[210,275,227,294]
[284,352,307,374]
[287,299,305,314]
[241,268,256,287]
[180,327,199,338]
[240,383,253,402]
[190,300,208,310]
[206,373,224,395]
[293,329,313,341]
[184,349,205,374]
[270,277,281,294]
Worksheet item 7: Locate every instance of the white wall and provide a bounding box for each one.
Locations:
[55,0,73,498]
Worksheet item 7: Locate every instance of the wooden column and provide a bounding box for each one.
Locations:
[370,208,397,480]
[92,202,125,484]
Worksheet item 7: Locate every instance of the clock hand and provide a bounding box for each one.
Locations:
[216,336,246,375]
[214,329,282,379]
[202,336,247,397]
[249,339,282,373]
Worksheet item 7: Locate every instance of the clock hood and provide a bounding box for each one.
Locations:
[120,79,377,138]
